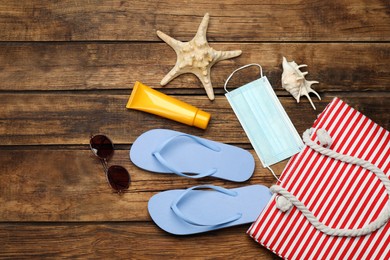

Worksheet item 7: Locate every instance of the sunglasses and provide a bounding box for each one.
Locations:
[89,134,130,193]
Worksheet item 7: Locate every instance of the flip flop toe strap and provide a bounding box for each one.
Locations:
[152,134,221,178]
[170,185,242,226]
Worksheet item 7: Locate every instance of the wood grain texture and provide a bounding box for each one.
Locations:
[0,0,388,41]
[1,0,389,259]
[0,223,280,259]
[0,43,389,91]
[1,95,388,146]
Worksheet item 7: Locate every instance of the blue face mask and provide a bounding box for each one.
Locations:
[224,64,304,178]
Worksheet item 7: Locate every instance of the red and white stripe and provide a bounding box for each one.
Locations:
[248,98,390,260]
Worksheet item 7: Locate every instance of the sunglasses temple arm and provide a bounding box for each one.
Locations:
[100,159,109,175]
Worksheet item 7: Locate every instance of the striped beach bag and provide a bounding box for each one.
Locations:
[248,97,390,260]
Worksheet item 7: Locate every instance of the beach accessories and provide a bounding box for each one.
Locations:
[281,56,321,110]
[130,129,255,182]
[224,64,304,179]
[148,184,272,235]
[157,13,242,100]
[90,134,130,193]
[126,82,210,129]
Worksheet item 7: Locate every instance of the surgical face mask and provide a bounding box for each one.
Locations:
[224,64,304,179]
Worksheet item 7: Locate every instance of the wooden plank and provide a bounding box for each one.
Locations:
[0,149,280,222]
[1,95,388,146]
[0,0,388,42]
[0,223,279,259]
[0,43,389,91]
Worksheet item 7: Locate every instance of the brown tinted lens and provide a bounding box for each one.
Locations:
[90,135,114,159]
[107,165,130,191]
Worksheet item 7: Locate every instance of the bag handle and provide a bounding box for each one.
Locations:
[224,63,263,93]
[270,128,390,237]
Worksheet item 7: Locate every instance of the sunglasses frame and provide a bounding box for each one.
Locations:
[89,134,130,193]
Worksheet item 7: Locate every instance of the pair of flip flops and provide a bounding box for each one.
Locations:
[130,129,272,235]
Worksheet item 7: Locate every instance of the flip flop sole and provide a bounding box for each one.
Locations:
[148,185,272,235]
[130,129,255,182]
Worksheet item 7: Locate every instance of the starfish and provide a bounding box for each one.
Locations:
[156,13,242,100]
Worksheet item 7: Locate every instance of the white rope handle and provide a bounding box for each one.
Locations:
[270,128,390,237]
[224,63,263,93]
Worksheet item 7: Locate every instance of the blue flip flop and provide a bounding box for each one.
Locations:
[148,184,272,235]
[130,129,255,182]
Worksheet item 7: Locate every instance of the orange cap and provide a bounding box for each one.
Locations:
[193,109,211,129]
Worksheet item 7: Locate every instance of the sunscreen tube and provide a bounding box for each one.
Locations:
[126,81,210,129]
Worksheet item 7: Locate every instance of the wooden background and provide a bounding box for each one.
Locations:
[0,0,389,259]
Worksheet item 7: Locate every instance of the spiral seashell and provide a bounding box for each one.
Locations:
[281,57,321,110]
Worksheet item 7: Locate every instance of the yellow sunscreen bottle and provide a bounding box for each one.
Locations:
[126,82,210,129]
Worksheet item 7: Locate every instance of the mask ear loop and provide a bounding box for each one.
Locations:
[224,63,263,93]
[267,166,283,183]
[224,64,282,183]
